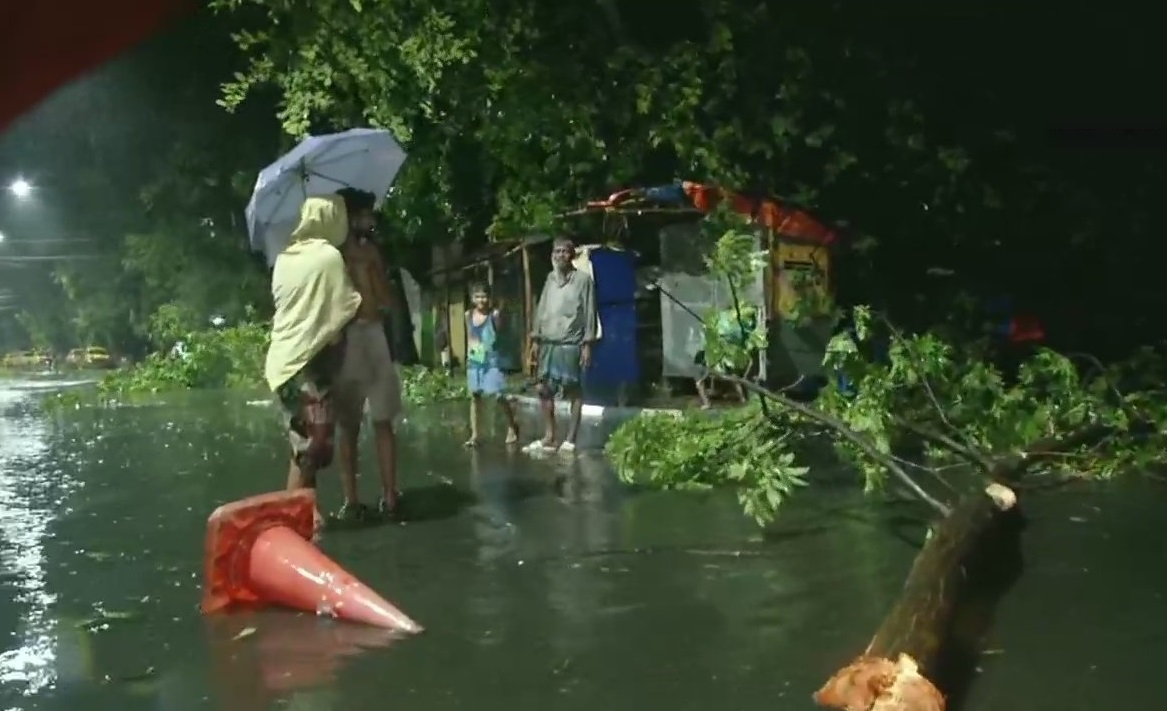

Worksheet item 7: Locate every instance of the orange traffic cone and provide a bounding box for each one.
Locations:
[200,489,422,632]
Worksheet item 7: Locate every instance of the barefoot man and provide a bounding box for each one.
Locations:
[525,237,598,455]
[332,188,404,522]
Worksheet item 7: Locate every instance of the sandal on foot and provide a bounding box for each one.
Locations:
[463,438,480,448]
[525,439,557,454]
[333,502,372,524]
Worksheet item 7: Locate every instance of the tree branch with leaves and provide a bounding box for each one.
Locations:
[605,212,1167,710]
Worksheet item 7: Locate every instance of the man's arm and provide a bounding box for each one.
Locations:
[367,244,395,310]
[581,273,598,344]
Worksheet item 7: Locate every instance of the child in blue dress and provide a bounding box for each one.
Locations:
[464,283,521,447]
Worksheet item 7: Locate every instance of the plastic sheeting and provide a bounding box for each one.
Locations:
[384,267,420,366]
[583,247,638,388]
[399,268,423,360]
[571,249,604,340]
[657,226,766,379]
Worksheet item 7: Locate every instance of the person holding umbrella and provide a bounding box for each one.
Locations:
[264,194,361,532]
[245,127,409,524]
[332,188,404,521]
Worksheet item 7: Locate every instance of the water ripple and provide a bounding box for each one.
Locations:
[0,387,80,698]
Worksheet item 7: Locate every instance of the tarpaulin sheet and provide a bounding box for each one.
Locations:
[658,272,765,378]
[395,268,423,365]
[658,223,766,379]
[585,247,639,388]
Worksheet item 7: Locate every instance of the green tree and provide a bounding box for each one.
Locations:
[210,0,1018,252]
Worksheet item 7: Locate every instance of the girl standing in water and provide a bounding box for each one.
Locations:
[464,283,521,447]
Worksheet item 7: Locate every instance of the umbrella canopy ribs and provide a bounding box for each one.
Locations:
[246,128,407,266]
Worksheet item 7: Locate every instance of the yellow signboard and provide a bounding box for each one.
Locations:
[771,242,831,319]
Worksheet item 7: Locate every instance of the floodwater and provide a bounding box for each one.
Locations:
[0,374,1164,711]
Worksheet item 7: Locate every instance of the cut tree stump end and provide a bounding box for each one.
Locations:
[814,483,1021,711]
[984,482,1017,510]
[813,653,945,711]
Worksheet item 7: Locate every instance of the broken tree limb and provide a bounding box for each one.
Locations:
[707,371,1113,710]
[892,418,996,475]
[718,374,951,516]
[813,482,1019,711]
[990,424,1111,483]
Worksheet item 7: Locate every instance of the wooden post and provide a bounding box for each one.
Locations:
[521,242,534,376]
[487,259,498,312]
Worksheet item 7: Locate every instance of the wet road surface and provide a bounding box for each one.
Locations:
[1,375,1165,710]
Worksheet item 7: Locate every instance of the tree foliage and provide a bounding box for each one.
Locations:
[209,2,1087,258]
[209,1,1167,360]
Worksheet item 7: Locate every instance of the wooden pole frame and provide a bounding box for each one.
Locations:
[521,243,534,376]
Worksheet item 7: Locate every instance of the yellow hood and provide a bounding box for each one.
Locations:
[290,193,348,248]
[264,195,362,391]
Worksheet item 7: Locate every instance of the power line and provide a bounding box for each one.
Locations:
[0,255,99,262]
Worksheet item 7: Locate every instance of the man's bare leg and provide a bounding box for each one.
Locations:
[285,459,315,489]
[465,395,481,446]
[372,420,398,511]
[564,385,584,446]
[498,396,520,443]
[539,385,557,447]
[286,459,323,532]
[736,352,758,403]
[695,377,712,409]
[336,422,362,507]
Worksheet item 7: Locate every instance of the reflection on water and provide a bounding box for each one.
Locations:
[0,383,1165,710]
[205,612,398,708]
[0,387,77,699]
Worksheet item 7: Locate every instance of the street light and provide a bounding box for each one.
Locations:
[9,178,32,199]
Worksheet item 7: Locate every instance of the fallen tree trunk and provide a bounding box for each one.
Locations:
[813,482,1021,711]
[711,374,1114,710]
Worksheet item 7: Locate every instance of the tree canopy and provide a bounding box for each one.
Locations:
[212,0,1163,341]
[2,3,1163,357]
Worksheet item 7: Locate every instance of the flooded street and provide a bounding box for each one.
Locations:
[1,376,1165,710]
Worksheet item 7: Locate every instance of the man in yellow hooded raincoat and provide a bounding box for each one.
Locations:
[265,194,361,530]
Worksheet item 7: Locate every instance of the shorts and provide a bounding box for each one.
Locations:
[275,339,346,471]
[468,364,506,397]
[335,319,404,429]
[536,342,583,390]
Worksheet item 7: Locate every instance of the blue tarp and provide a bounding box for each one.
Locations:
[587,248,639,390]
[643,184,687,205]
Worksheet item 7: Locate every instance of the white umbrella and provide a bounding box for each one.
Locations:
[245,128,407,266]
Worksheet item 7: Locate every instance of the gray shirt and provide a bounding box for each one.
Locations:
[532,268,597,345]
